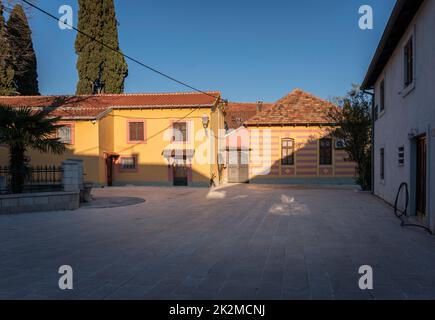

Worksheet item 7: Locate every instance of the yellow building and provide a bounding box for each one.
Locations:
[223,89,356,184]
[0,92,225,187]
[0,89,355,187]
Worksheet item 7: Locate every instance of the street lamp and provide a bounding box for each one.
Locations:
[202,114,210,129]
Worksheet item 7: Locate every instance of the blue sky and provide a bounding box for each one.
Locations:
[21,0,396,102]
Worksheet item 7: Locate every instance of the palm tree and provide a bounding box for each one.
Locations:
[0,105,66,193]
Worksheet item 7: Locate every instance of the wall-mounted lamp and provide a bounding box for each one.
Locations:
[408,128,418,140]
[202,114,210,129]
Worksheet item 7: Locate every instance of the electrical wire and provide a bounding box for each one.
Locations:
[20,0,220,100]
[19,0,229,149]
[394,182,432,234]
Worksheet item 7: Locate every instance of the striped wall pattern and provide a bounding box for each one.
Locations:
[247,127,356,180]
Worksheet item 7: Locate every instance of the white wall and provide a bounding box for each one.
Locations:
[373,0,435,231]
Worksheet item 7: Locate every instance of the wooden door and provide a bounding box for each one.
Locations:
[173,160,188,186]
[227,150,249,183]
[106,156,114,187]
[416,135,427,218]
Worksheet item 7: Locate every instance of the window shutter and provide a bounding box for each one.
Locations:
[129,122,144,141]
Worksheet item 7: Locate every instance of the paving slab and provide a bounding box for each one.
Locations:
[1,184,435,299]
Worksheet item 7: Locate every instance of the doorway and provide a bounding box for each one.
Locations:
[105,155,118,187]
[416,134,427,219]
[227,149,249,183]
[173,159,188,186]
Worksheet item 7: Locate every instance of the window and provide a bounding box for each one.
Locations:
[57,125,72,144]
[380,79,385,112]
[172,122,187,142]
[380,148,385,180]
[281,139,295,165]
[120,156,137,171]
[319,138,333,165]
[404,37,414,87]
[128,121,145,142]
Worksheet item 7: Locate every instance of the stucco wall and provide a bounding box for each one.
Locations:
[373,0,435,229]
[0,120,101,184]
[110,108,218,187]
[223,126,356,184]
[0,106,223,188]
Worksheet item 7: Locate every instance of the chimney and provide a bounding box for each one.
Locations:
[256,101,263,112]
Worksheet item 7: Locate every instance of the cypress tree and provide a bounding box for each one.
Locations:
[75,0,128,95]
[7,4,39,95]
[0,1,15,95]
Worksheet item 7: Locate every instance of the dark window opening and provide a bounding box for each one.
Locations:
[380,148,385,180]
[404,37,414,87]
[380,79,385,112]
[319,138,333,165]
[281,139,295,165]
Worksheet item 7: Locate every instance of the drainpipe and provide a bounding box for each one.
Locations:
[363,89,375,194]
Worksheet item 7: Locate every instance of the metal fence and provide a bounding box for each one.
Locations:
[0,165,63,194]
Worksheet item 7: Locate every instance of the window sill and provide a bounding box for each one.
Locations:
[127,140,147,145]
[401,81,415,98]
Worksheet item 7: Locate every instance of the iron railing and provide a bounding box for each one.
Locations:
[0,165,63,194]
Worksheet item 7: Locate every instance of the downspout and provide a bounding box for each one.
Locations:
[363,89,375,194]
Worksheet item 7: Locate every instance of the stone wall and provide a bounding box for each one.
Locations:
[0,191,80,214]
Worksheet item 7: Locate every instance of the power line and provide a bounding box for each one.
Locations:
[20,0,220,100]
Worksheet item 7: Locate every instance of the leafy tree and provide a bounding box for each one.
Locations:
[7,4,39,95]
[0,1,14,95]
[0,105,66,194]
[75,0,128,94]
[326,85,372,190]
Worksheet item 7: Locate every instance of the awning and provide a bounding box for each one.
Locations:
[162,149,195,159]
[105,152,120,158]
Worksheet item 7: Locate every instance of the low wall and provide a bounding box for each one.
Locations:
[0,191,80,214]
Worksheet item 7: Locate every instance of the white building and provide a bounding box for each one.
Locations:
[362,0,435,232]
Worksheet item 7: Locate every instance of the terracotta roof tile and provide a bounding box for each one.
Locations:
[245,89,336,126]
[0,92,220,119]
[225,102,272,129]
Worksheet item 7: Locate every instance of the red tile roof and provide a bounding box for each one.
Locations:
[0,92,221,119]
[245,89,336,126]
[225,102,272,129]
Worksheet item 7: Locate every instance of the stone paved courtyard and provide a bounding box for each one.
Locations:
[1,184,435,300]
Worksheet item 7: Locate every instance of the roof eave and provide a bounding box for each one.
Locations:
[361,0,425,89]
[244,122,335,127]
